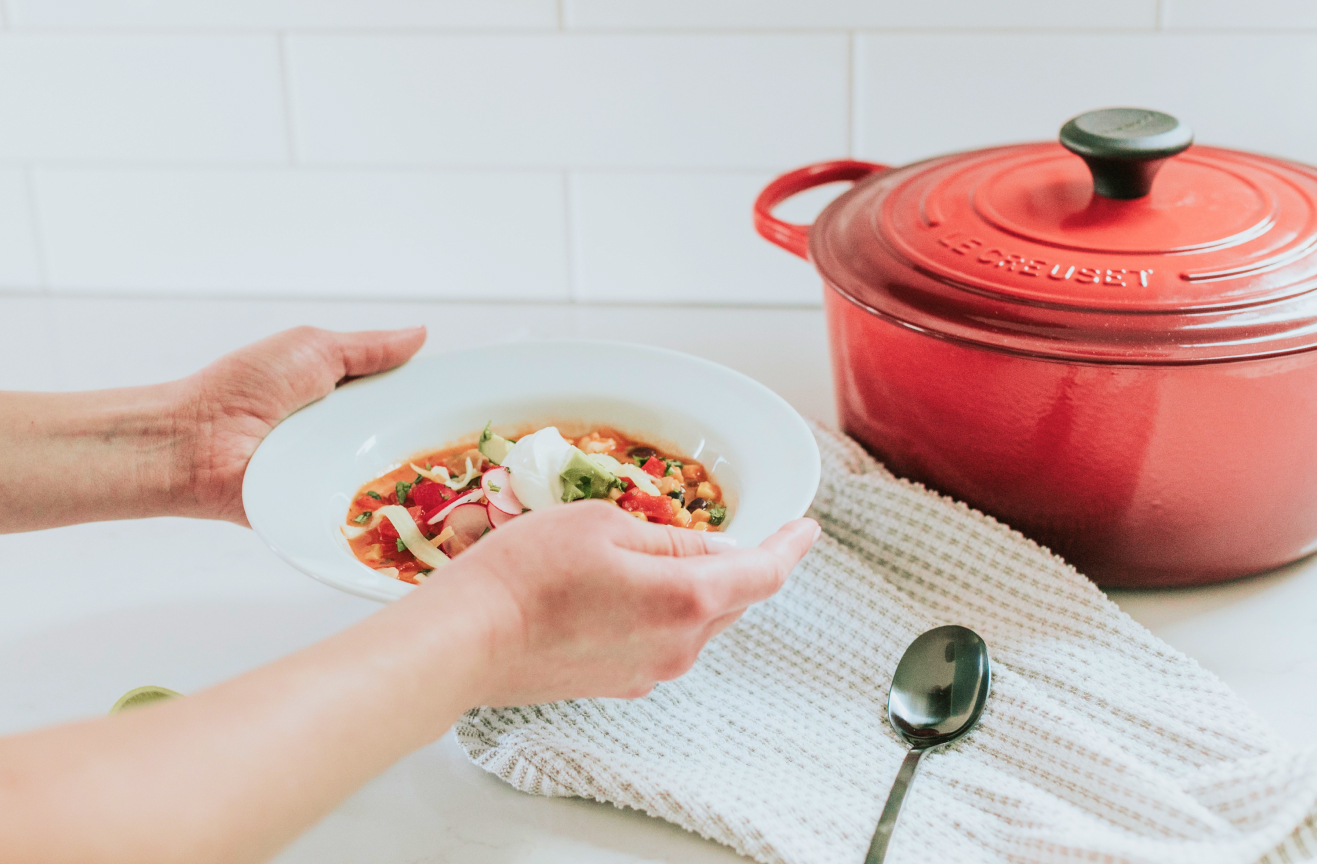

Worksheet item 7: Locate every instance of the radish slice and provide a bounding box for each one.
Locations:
[482,467,523,515]
[441,504,492,556]
[487,502,518,529]
[426,488,484,525]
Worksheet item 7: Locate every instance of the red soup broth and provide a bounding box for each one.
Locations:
[344,426,727,584]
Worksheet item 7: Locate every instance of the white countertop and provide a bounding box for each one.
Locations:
[3,296,1315,863]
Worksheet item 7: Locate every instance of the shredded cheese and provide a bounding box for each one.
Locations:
[410,462,450,484]
[445,457,481,491]
[340,510,382,540]
[376,505,449,569]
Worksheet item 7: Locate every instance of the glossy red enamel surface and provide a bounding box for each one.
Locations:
[825,287,1317,586]
[756,132,1317,586]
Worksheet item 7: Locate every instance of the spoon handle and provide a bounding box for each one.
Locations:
[864,747,926,864]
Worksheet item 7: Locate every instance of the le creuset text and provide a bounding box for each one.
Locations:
[937,231,1154,287]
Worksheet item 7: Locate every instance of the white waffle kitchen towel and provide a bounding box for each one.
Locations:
[456,424,1317,864]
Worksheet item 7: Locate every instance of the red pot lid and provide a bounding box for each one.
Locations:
[808,108,1317,362]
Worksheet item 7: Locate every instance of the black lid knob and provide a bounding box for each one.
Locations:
[1059,108,1193,200]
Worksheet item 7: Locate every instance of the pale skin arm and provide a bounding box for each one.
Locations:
[1,325,430,532]
[0,327,820,864]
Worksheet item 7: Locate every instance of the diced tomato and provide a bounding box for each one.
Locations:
[620,477,635,491]
[411,480,455,512]
[355,495,384,512]
[617,489,675,525]
[395,561,423,583]
[641,456,666,478]
[377,507,423,543]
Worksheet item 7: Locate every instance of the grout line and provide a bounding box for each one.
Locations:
[21,167,52,295]
[0,25,565,36]
[0,161,795,176]
[563,171,579,303]
[6,289,826,311]
[0,24,1240,36]
[275,33,299,164]
[0,21,1307,35]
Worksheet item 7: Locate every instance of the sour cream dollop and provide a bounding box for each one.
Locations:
[502,426,575,511]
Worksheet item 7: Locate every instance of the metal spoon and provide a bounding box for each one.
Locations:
[864,625,991,864]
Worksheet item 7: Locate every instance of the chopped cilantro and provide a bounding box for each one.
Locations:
[396,538,407,553]
[489,483,501,493]
[663,458,683,476]
[412,473,423,485]
[365,491,382,501]
[707,503,727,526]
[418,568,433,577]
[352,512,371,524]
[395,480,413,504]
[633,455,646,468]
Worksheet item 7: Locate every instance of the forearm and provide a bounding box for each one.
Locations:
[0,576,494,864]
[0,386,192,532]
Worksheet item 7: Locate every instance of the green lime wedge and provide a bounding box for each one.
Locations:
[109,686,182,715]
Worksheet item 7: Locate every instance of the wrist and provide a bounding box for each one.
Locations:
[107,380,200,520]
[398,563,524,712]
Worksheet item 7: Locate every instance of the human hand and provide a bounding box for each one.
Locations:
[175,326,426,525]
[435,501,821,706]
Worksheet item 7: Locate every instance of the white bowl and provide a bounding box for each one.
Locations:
[243,340,821,603]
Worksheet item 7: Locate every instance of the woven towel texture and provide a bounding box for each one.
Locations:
[456,425,1317,864]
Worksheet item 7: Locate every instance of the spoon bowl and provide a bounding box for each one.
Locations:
[865,625,991,863]
[888,625,991,746]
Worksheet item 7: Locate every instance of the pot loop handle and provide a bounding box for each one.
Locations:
[753,159,890,260]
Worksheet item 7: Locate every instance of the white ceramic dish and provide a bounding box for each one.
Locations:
[243,340,821,603]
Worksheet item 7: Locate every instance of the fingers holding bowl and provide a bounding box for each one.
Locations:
[658,517,820,617]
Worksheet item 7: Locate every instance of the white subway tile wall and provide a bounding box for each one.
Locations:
[855,33,1317,166]
[572,172,821,305]
[9,1,559,29]
[0,3,1315,304]
[565,0,1159,30]
[34,169,568,299]
[285,34,848,168]
[0,35,287,163]
[1163,1,1317,29]
[0,170,40,287]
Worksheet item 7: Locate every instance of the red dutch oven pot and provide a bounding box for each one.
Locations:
[756,108,1317,588]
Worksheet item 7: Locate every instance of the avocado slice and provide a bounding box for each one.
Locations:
[478,422,515,466]
[560,448,621,503]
